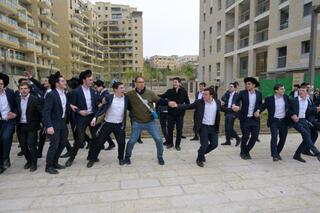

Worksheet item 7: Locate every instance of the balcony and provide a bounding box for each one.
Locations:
[20,42,41,52]
[12,26,28,38]
[39,12,58,25]
[279,0,288,4]
[280,20,288,30]
[226,0,235,9]
[256,0,269,17]
[16,11,27,23]
[0,32,19,48]
[38,0,51,9]
[0,14,18,30]
[28,31,41,40]
[238,36,249,49]
[225,42,234,53]
[277,56,286,68]
[71,27,85,37]
[0,0,18,14]
[226,19,234,32]
[254,29,268,44]
[239,9,250,24]
[27,16,34,26]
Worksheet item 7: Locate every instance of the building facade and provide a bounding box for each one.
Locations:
[0,0,60,88]
[149,55,178,70]
[94,2,143,80]
[199,0,320,89]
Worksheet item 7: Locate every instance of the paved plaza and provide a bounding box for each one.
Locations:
[0,134,320,213]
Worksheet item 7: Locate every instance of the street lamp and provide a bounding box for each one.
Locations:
[308,5,320,96]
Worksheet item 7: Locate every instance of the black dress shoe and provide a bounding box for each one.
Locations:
[246,153,252,160]
[203,156,206,162]
[240,153,247,160]
[30,164,37,172]
[65,158,74,167]
[24,162,31,170]
[158,158,165,165]
[190,137,199,141]
[60,152,71,158]
[273,157,279,162]
[316,154,320,162]
[17,151,24,157]
[196,160,204,167]
[119,160,125,165]
[278,155,283,160]
[125,157,131,165]
[293,155,306,163]
[105,144,115,150]
[302,151,315,156]
[221,142,231,146]
[137,139,143,144]
[235,139,241,147]
[54,164,66,170]
[163,141,169,146]
[181,135,187,139]
[87,161,95,168]
[166,144,173,149]
[256,138,260,142]
[3,160,11,169]
[45,167,59,174]
[175,146,181,151]
[0,167,6,174]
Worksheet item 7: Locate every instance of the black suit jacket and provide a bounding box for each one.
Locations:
[42,90,67,130]
[221,91,239,115]
[288,97,318,127]
[71,86,98,122]
[161,87,190,116]
[177,99,221,133]
[94,94,128,130]
[16,95,42,131]
[235,90,262,121]
[261,94,290,127]
[0,88,17,122]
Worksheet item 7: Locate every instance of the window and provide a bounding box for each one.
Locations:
[105,7,108,10]
[135,26,138,29]
[202,66,205,81]
[301,40,310,55]
[98,7,101,10]
[239,57,248,78]
[209,26,212,34]
[280,7,289,30]
[203,13,206,21]
[217,21,221,36]
[208,65,212,81]
[216,39,221,52]
[218,0,222,10]
[216,63,221,78]
[303,2,312,17]
[210,7,213,14]
[202,48,206,57]
[203,30,206,40]
[209,45,212,54]
[277,46,287,68]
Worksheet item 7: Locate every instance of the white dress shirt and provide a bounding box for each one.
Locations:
[228,92,235,108]
[197,91,203,100]
[57,88,67,118]
[298,96,308,119]
[82,86,92,113]
[274,95,285,119]
[247,91,256,117]
[0,90,11,120]
[20,94,30,123]
[202,99,217,125]
[294,90,299,98]
[105,95,125,123]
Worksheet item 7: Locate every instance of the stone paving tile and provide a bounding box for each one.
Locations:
[0,134,320,212]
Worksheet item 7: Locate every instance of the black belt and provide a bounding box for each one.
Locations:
[274,118,285,121]
[201,124,215,127]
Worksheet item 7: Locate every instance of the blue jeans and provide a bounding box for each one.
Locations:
[0,121,15,167]
[125,121,164,159]
[270,119,288,157]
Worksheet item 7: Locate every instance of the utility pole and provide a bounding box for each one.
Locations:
[309,5,320,97]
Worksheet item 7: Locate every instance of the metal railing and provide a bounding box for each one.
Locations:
[277,56,286,68]
[254,29,268,43]
[226,19,234,31]
[0,0,18,10]
[280,20,288,30]
[226,0,235,9]
[238,36,249,49]
[0,14,18,26]
[225,42,234,53]
[256,0,270,16]
[279,0,288,4]
[239,9,250,24]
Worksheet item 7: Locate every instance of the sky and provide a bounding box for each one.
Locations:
[88,0,200,57]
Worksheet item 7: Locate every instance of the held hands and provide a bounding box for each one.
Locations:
[90,118,96,127]
[70,104,78,112]
[7,112,17,120]
[232,104,240,112]
[317,107,320,113]
[254,110,260,118]
[291,115,299,123]
[79,110,89,116]
[168,101,178,108]
[221,100,225,106]
[23,71,32,79]
[47,127,55,135]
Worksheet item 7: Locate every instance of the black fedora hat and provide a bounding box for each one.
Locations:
[94,79,105,88]
[244,77,260,87]
[0,73,9,87]
[79,69,92,83]
[67,77,81,90]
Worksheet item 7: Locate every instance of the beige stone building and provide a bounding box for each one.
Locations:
[0,0,60,88]
[94,2,143,80]
[199,0,320,89]
[149,55,178,70]
[52,0,104,79]
[176,55,199,68]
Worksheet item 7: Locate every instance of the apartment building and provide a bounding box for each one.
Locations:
[149,55,178,70]
[94,2,143,80]
[199,0,320,88]
[177,55,199,68]
[52,0,104,79]
[0,0,60,87]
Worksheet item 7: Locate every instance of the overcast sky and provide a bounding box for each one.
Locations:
[88,0,199,57]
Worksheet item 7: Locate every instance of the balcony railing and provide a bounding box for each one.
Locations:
[239,9,250,24]
[277,56,286,68]
[254,29,268,43]
[28,31,41,40]
[226,19,234,31]
[18,12,27,21]
[27,16,34,25]
[0,0,18,10]
[0,14,18,27]
[238,36,249,49]
[256,0,269,16]
[226,0,235,9]
[280,20,288,30]
[279,0,288,4]
[225,42,234,53]
[18,26,28,34]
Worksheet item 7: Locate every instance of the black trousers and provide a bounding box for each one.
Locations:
[46,127,68,168]
[225,113,240,143]
[192,111,198,138]
[70,115,95,159]
[159,112,169,143]
[89,122,125,161]
[269,119,288,157]
[37,125,46,155]
[0,120,15,167]
[240,117,260,155]
[17,124,38,164]
[198,124,218,161]
[167,114,184,147]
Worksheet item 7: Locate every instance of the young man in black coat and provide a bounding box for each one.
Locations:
[261,84,290,161]
[169,87,220,167]
[232,77,262,160]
